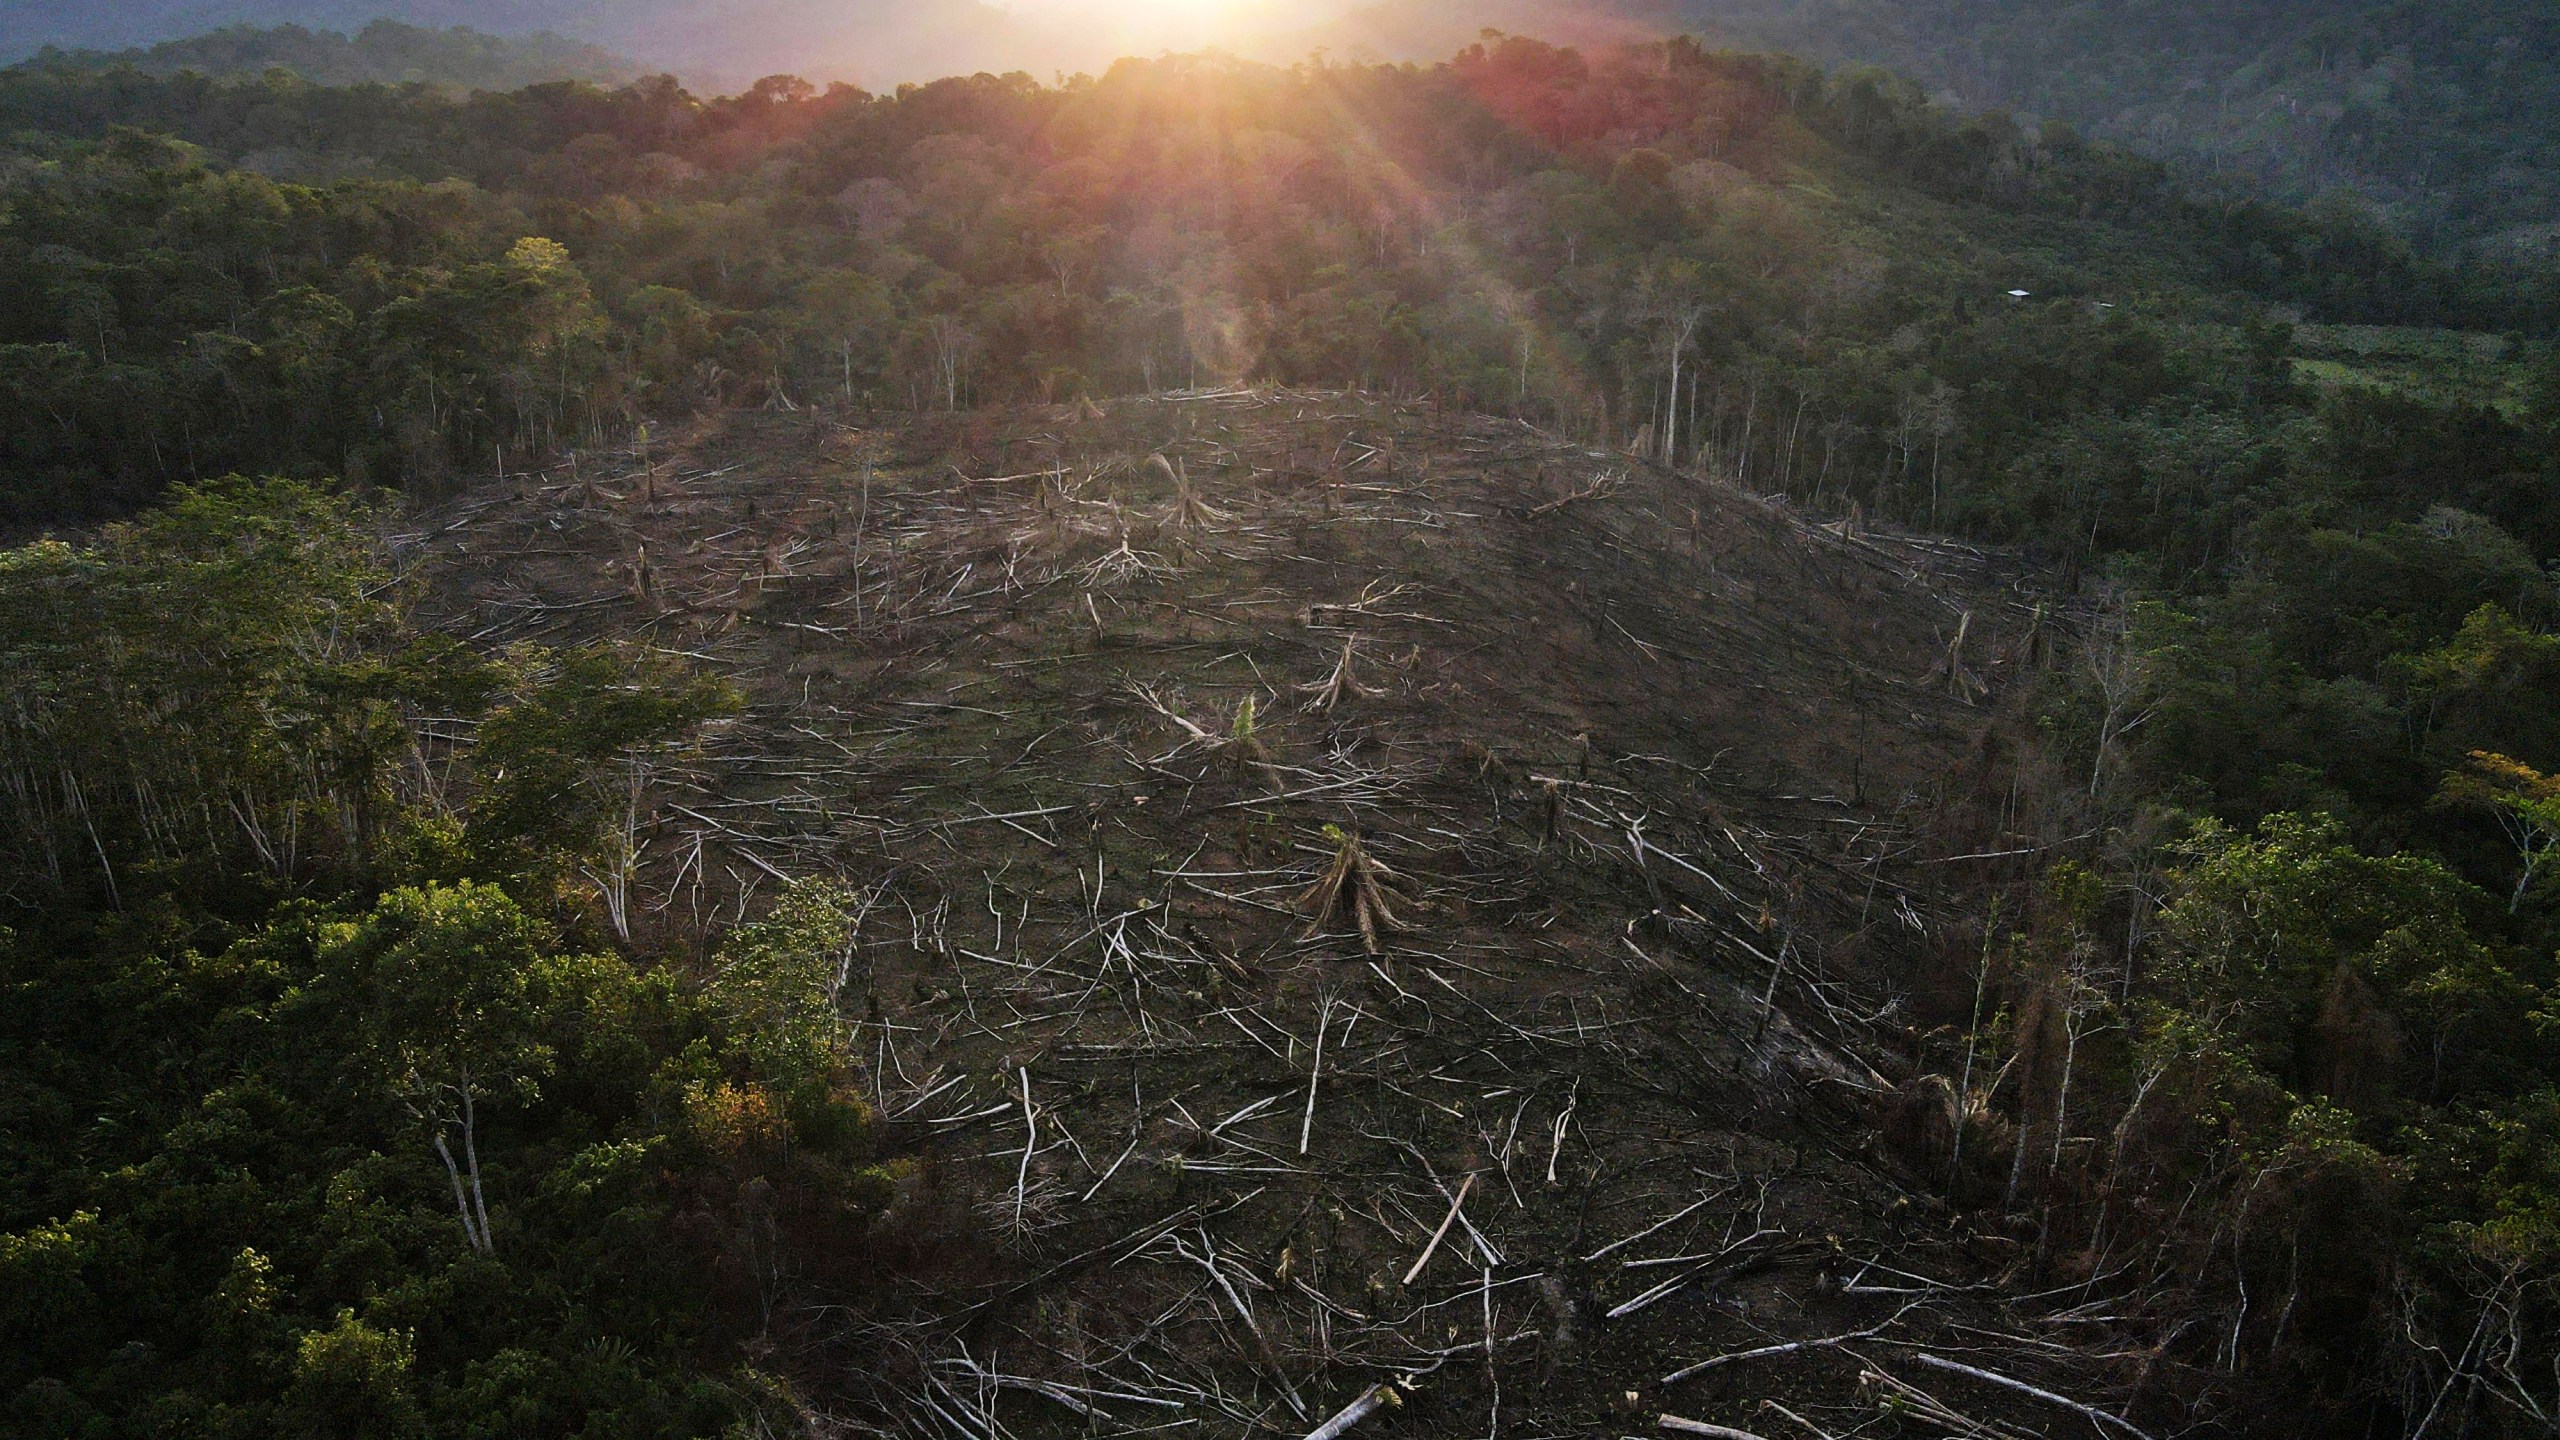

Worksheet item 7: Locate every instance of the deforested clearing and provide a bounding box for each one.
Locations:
[402,388,2120,1436]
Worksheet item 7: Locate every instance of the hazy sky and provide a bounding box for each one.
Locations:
[0,0,1685,90]
[0,0,1354,77]
[1000,0,1347,53]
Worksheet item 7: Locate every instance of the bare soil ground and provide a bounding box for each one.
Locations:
[404,390,2158,1440]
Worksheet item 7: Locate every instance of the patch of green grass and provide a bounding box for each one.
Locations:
[2292,325,2530,415]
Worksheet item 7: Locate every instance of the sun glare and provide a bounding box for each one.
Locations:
[1014,0,1256,54]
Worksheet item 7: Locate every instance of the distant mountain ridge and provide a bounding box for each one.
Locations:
[13,20,638,90]
[0,1,1053,92]
[1313,0,2560,254]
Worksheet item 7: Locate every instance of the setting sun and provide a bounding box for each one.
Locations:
[1004,0,1283,55]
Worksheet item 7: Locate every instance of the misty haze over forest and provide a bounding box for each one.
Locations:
[11,1,2555,251]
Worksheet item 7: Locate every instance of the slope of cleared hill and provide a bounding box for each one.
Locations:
[398,390,2170,1436]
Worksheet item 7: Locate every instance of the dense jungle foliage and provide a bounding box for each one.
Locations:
[0,475,906,1436]
[2,33,2558,1438]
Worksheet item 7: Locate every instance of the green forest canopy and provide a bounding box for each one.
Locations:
[0,39,2540,529]
[9,20,637,92]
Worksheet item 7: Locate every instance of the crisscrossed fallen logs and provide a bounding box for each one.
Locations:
[398,391,2168,1440]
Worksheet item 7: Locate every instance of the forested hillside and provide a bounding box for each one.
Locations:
[11,21,637,92]
[15,2,2556,258]
[1329,0,2560,258]
[0,38,2536,529]
[1877,0,2560,253]
[3,33,2558,1440]
[20,1,2560,257]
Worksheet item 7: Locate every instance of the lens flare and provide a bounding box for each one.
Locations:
[1010,0,1255,55]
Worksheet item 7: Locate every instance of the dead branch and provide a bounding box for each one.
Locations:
[1012,1066,1036,1235]
[1154,452,1231,529]
[1858,1367,2027,1440]
[1906,1353,2156,1440]
[1527,472,1621,518]
[1605,1226,1779,1321]
[1662,1302,1927,1385]
[1298,636,1382,712]
[1926,610,1984,704]
[1304,1379,1413,1440]
[1300,996,1333,1155]
[1658,1416,1772,1440]
[1403,1172,1477,1286]
[1297,827,1411,954]
[1755,1402,1841,1440]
